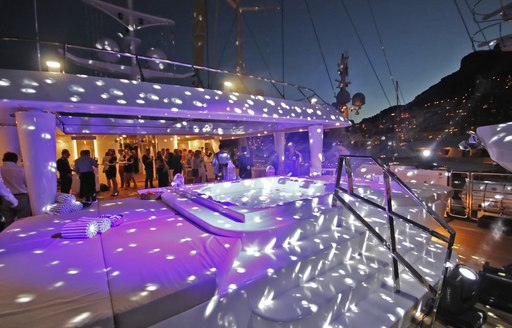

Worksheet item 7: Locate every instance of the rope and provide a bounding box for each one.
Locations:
[338,0,392,107]
[453,0,478,51]
[242,16,275,80]
[281,0,285,97]
[243,16,284,98]
[216,13,237,70]
[367,0,406,105]
[303,0,336,96]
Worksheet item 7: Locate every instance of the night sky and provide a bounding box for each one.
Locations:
[1,0,509,121]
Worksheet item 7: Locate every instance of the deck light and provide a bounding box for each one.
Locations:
[46,60,61,72]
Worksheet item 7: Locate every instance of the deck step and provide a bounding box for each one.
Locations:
[250,255,389,327]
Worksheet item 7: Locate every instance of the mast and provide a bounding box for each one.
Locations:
[193,0,207,67]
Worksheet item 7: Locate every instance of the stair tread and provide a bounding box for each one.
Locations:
[331,286,419,328]
[252,255,388,322]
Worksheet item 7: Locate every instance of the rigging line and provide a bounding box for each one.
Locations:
[453,0,478,51]
[216,13,237,70]
[367,0,405,105]
[463,0,490,47]
[242,15,275,80]
[242,15,285,98]
[213,0,220,66]
[303,0,336,96]
[281,0,285,97]
[338,0,392,107]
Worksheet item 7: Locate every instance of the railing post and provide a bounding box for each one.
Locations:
[62,43,67,74]
[346,157,354,195]
[335,156,344,190]
[383,170,400,292]
[135,55,146,82]
[467,172,473,220]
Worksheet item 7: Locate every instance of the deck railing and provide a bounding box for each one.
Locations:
[0,37,327,105]
[334,155,456,326]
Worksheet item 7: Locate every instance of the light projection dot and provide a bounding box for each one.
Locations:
[109,88,124,96]
[67,269,80,275]
[145,283,159,291]
[95,80,105,86]
[148,93,159,101]
[66,312,92,326]
[70,96,81,102]
[15,294,36,303]
[117,99,127,104]
[69,85,85,93]
[0,78,11,86]
[21,88,37,94]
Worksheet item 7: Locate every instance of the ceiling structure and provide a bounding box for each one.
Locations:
[0,69,350,137]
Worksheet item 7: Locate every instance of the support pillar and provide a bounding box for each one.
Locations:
[308,125,324,176]
[273,131,285,175]
[16,110,57,215]
[0,125,21,157]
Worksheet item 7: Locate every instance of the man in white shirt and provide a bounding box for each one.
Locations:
[0,152,31,227]
[0,173,18,231]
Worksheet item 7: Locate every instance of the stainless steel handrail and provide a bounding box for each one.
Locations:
[334,155,456,326]
[0,37,328,104]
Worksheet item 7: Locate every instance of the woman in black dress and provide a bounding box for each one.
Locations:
[155,151,169,187]
[105,149,119,196]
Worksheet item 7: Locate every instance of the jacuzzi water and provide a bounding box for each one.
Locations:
[188,176,333,209]
[206,187,311,207]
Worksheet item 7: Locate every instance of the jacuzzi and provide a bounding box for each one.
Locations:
[161,176,335,242]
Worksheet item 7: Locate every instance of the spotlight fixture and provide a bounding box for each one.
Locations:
[438,264,486,328]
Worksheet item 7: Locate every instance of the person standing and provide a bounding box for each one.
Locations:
[0,174,18,231]
[204,151,214,182]
[155,151,169,187]
[74,150,98,204]
[117,149,126,189]
[134,150,140,175]
[284,142,302,177]
[101,150,111,181]
[172,149,183,176]
[56,149,72,194]
[123,149,137,189]
[105,149,119,196]
[192,150,204,183]
[0,152,30,226]
[236,146,254,179]
[213,144,230,181]
[142,148,154,189]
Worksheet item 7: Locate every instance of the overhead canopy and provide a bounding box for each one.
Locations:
[0,69,351,136]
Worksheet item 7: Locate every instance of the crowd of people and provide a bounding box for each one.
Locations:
[0,140,349,231]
